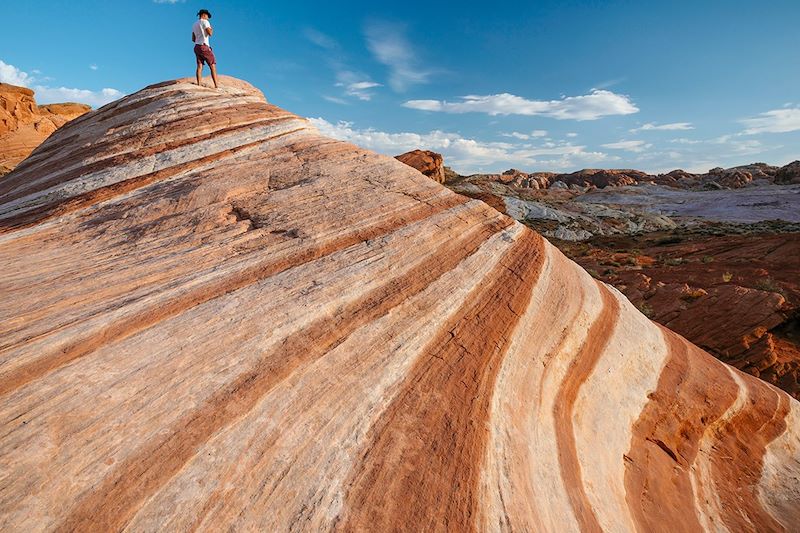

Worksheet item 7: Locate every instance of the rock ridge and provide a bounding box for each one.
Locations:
[0,76,798,531]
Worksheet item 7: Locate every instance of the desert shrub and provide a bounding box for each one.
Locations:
[637,302,655,318]
[755,277,785,296]
[656,236,683,246]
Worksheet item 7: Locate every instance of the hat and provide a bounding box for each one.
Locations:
[197,9,212,18]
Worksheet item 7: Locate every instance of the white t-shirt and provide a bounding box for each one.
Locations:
[193,19,211,46]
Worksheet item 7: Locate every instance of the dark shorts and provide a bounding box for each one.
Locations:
[194,44,216,66]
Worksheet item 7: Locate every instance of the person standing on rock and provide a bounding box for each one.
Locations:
[192,9,219,89]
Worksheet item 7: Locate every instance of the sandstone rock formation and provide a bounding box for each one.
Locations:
[562,231,800,399]
[395,149,447,183]
[458,162,795,193]
[1,77,799,531]
[0,83,90,175]
[776,160,800,185]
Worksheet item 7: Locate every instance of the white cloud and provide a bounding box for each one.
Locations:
[502,132,531,140]
[630,122,693,133]
[531,129,548,137]
[89,64,98,71]
[566,132,578,137]
[0,60,34,86]
[34,86,124,107]
[403,89,638,121]
[365,21,430,92]
[670,138,702,144]
[308,117,610,173]
[740,107,800,134]
[0,59,123,107]
[349,82,381,91]
[152,0,184,3]
[601,140,652,153]
[334,71,381,101]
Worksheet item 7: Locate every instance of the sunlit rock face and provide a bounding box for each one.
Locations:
[395,149,447,183]
[1,77,798,532]
[0,83,90,175]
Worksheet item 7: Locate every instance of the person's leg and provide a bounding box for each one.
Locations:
[196,62,203,86]
[209,63,219,89]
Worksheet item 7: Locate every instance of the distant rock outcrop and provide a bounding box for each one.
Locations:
[776,160,800,185]
[395,149,447,183]
[0,83,90,175]
[1,77,799,531]
[458,162,792,192]
[557,168,651,189]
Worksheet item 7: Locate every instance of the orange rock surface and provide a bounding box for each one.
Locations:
[1,77,799,531]
[395,149,447,183]
[0,83,90,175]
[563,232,800,398]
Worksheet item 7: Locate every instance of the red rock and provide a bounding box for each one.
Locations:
[562,231,800,399]
[715,169,753,188]
[0,83,90,172]
[0,77,798,531]
[395,149,447,183]
[556,168,651,188]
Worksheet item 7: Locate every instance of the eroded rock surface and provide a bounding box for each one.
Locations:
[561,231,800,398]
[395,149,447,183]
[1,77,799,532]
[0,83,90,174]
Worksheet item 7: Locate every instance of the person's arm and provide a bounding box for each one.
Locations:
[191,31,196,42]
[205,25,213,37]
[202,19,213,37]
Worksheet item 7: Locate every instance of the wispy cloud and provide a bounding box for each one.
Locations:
[592,77,626,90]
[601,140,652,153]
[740,107,800,134]
[404,89,639,121]
[89,64,98,71]
[309,117,612,173]
[334,71,381,101]
[501,130,549,141]
[502,132,531,140]
[305,28,382,102]
[629,122,693,133]
[303,28,337,50]
[322,95,348,105]
[152,0,184,3]
[0,59,123,107]
[667,133,776,159]
[566,132,578,138]
[711,135,770,155]
[364,21,431,92]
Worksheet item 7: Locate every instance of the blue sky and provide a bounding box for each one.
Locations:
[2,0,798,174]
